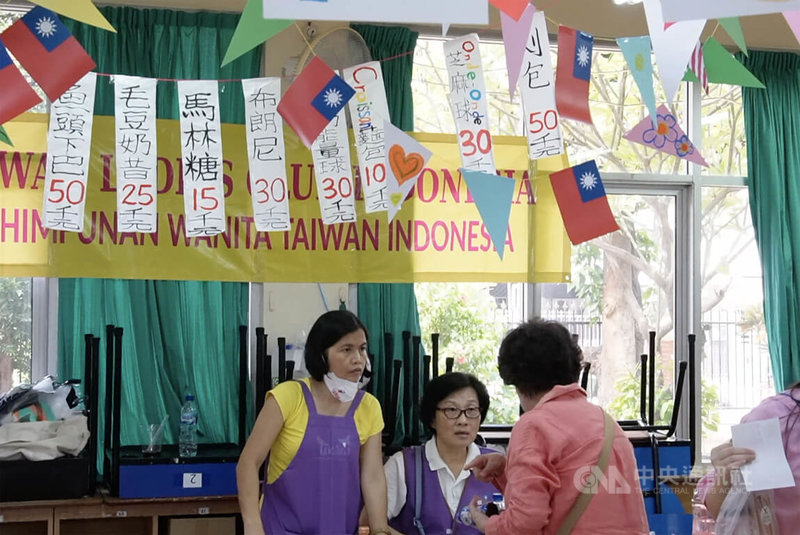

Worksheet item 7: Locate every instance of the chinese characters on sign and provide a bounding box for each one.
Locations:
[177,80,225,237]
[43,72,97,232]
[443,34,496,172]
[242,78,290,232]
[520,11,564,161]
[114,75,158,233]
[311,96,357,225]
[343,62,390,214]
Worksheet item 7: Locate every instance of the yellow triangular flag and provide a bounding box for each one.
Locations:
[30,0,116,32]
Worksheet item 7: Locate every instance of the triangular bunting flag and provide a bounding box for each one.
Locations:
[31,0,115,32]
[222,0,292,67]
[702,37,764,88]
[682,69,700,83]
[384,122,433,223]
[277,56,355,148]
[490,0,530,21]
[617,36,658,127]
[0,6,96,102]
[718,17,747,56]
[549,160,619,245]
[623,104,708,166]
[643,0,705,103]
[784,10,800,47]
[688,41,708,94]
[461,168,516,260]
[501,3,535,99]
[0,125,13,147]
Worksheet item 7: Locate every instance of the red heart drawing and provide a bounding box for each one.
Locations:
[389,144,424,186]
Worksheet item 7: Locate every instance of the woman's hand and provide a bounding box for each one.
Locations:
[710,441,756,480]
[464,452,506,482]
[468,495,489,533]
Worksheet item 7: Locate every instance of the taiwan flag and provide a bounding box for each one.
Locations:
[278,56,355,148]
[0,6,95,102]
[549,160,619,245]
[555,25,593,124]
[0,42,41,125]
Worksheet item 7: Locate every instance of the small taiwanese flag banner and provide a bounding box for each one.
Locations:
[278,56,355,148]
[549,160,619,245]
[555,25,593,124]
[0,42,41,124]
[0,6,95,102]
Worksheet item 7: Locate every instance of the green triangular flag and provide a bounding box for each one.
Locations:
[718,17,748,56]
[222,0,293,67]
[0,126,13,147]
[682,69,700,83]
[703,38,764,88]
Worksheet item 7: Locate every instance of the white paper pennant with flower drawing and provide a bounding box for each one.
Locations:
[311,103,357,225]
[384,122,432,223]
[43,72,97,232]
[114,75,158,233]
[178,80,225,236]
[342,62,391,214]
[242,77,291,232]
[519,11,564,161]
[444,34,496,172]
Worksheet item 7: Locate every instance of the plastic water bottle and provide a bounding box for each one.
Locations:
[291,331,309,379]
[456,494,504,526]
[178,394,198,458]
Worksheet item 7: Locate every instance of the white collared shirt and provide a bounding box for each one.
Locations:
[385,438,483,518]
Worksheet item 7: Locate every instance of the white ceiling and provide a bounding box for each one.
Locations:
[94,0,800,52]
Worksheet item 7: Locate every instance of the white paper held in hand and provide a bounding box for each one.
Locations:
[731,417,795,492]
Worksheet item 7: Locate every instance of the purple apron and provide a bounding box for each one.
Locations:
[390,445,499,535]
[261,381,365,535]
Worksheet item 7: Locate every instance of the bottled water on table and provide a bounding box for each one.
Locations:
[178,394,198,457]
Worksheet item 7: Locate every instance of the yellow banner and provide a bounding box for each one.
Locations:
[0,113,570,283]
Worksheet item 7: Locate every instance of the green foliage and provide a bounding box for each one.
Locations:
[607,368,720,438]
[0,278,32,387]
[416,283,519,424]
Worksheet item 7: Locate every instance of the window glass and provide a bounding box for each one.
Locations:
[0,278,33,391]
[700,186,771,457]
[700,85,747,176]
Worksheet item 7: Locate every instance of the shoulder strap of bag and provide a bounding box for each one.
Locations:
[413,445,426,535]
[555,409,616,535]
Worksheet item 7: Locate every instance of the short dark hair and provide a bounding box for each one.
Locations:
[418,372,490,434]
[497,318,582,397]
[305,310,369,381]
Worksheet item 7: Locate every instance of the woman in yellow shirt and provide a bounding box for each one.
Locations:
[237,310,391,535]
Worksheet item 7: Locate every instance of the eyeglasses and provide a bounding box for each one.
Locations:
[436,407,481,420]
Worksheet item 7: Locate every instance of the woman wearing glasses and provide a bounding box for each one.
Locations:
[384,372,498,535]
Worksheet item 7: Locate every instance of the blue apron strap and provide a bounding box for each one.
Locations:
[413,445,426,535]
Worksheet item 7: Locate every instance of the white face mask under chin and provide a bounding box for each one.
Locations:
[323,372,360,402]
[321,353,372,402]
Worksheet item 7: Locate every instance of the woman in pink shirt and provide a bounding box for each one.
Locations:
[465,319,649,535]
[694,381,800,534]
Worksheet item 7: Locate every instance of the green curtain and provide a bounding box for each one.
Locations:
[351,24,423,446]
[741,51,800,390]
[58,7,260,473]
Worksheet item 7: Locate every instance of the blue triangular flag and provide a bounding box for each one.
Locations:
[461,168,515,260]
[617,36,658,128]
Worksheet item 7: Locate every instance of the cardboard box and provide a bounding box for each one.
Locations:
[166,517,236,535]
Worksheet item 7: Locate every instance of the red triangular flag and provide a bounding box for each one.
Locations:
[0,6,95,102]
[550,160,619,245]
[0,42,41,124]
[489,0,530,21]
[555,26,594,124]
